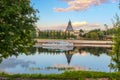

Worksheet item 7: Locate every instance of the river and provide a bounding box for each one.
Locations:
[0,45,115,74]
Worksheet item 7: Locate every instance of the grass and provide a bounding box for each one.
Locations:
[0,71,120,80]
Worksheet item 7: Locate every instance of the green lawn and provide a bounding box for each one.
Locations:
[0,71,120,80]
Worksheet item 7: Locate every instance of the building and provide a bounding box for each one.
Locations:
[65,20,80,39]
[66,20,74,32]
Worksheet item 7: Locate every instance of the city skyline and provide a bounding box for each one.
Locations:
[31,0,120,31]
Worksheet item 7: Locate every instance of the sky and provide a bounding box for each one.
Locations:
[31,0,120,31]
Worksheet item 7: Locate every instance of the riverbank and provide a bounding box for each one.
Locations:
[0,71,120,80]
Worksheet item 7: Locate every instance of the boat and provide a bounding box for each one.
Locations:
[42,41,73,47]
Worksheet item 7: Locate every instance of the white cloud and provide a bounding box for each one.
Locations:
[54,0,118,12]
[72,21,87,27]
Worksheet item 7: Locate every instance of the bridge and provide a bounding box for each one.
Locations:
[35,39,113,48]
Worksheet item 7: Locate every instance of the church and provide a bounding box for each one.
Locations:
[66,20,80,39]
[66,20,74,32]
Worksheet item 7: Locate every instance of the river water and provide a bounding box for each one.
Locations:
[0,46,113,74]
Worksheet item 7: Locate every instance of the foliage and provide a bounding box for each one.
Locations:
[0,71,120,80]
[81,27,116,40]
[110,14,120,72]
[106,28,115,35]
[0,0,38,62]
[79,29,84,37]
[38,30,76,39]
[83,29,104,40]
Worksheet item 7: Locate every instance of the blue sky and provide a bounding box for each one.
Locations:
[31,0,120,30]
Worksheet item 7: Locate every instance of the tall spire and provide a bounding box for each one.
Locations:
[66,20,74,31]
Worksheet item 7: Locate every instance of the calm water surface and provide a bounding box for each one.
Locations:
[0,46,112,74]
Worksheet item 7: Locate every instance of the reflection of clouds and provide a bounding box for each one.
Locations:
[81,51,87,56]
[53,64,87,71]
[74,53,80,55]
[0,58,35,71]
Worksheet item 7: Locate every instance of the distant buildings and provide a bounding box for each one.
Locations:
[36,20,85,39]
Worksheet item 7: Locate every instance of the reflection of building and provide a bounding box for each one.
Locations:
[65,53,73,64]
[66,20,74,32]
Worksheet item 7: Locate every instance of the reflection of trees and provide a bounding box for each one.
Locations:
[0,46,111,65]
[0,47,33,63]
[28,47,110,57]
[78,47,110,56]
[29,47,110,65]
[30,47,65,54]
[28,47,36,54]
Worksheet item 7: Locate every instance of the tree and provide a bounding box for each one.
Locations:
[90,32,98,40]
[110,14,120,72]
[98,31,104,40]
[0,0,38,59]
[104,24,108,36]
[113,14,120,54]
[79,29,84,37]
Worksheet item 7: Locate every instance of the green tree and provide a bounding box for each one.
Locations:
[104,24,108,36]
[79,29,84,37]
[109,14,120,72]
[113,14,120,54]
[85,31,99,40]
[90,32,98,40]
[98,31,104,40]
[0,0,38,59]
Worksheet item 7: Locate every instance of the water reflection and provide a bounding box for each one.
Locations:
[33,47,110,64]
[0,46,116,74]
[0,58,35,72]
[32,47,111,71]
[78,47,110,56]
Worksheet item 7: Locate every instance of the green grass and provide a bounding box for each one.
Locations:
[0,71,120,80]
